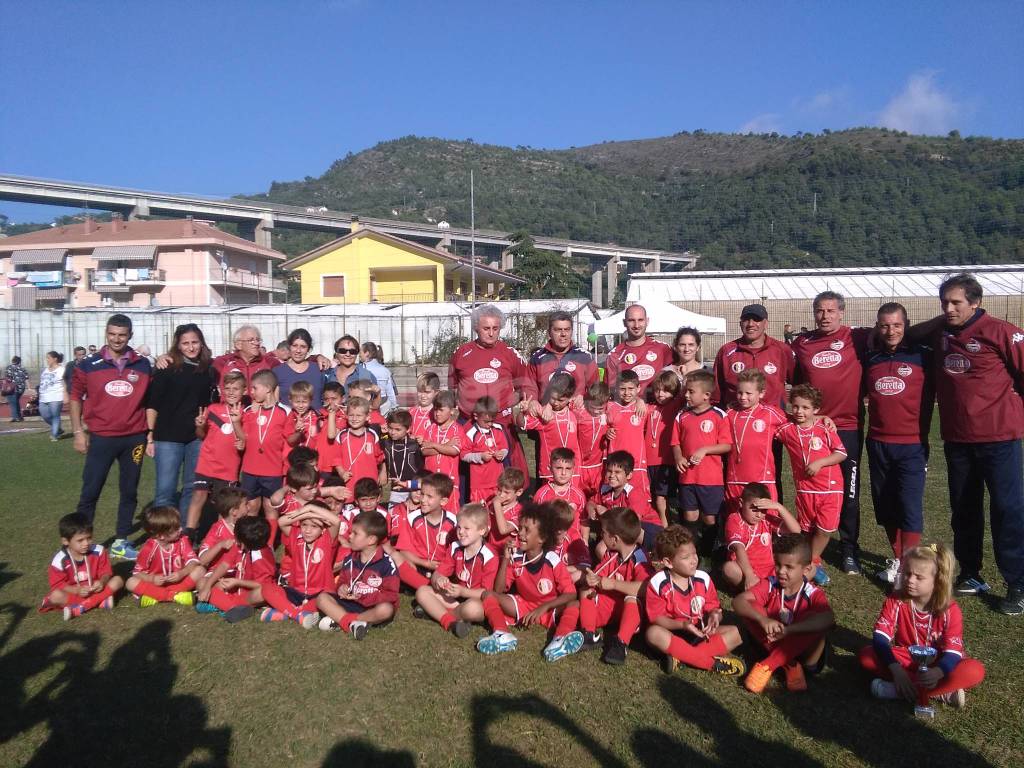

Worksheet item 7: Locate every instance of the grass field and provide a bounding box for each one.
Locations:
[0,422,1021,768]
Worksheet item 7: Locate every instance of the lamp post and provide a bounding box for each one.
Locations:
[218,250,229,306]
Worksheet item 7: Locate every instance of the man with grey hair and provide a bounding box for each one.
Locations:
[448,303,530,476]
[200,324,329,394]
[792,291,872,580]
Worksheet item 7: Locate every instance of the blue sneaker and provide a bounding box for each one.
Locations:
[195,602,223,615]
[476,631,518,655]
[954,574,991,596]
[544,631,585,662]
[814,564,831,586]
[110,538,139,560]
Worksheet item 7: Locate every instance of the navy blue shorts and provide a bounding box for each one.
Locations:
[240,472,283,500]
[641,522,664,553]
[679,484,725,517]
[322,593,366,614]
[193,473,236,494]
[647,464,677,498]
[283,586,320,606]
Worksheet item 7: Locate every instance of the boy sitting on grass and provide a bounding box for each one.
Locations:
[196,516,276,623]
[126,505,205,607]
[42,512,124,621]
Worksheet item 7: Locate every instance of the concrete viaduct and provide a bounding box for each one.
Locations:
[0,173,698,306]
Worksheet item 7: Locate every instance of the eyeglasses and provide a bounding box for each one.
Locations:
[336,348,358,354]
[239,337,262,344]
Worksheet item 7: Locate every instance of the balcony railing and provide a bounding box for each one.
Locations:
[92,268,166,291]
[210,266,286,293]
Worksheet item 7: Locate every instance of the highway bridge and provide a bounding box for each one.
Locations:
[0,173,698,305]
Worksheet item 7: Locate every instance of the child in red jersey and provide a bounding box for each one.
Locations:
[184,371,246,541]
[259,503,340,628]
[410,372,440,440]
[419,391,462,513]
[317,511,399,639]
[317,382,346,479]
[518,372,580,482]
[347,379,387,438]
[198,487,251,571]
[239,369,291,516]
[724,369,787,504]
[387,469,428,544]
[195,516,276,623]
[42,513,123,621]
[333,477,388,567]
[471,505,584,662]
[733,534,835,694]
[646,371,685,529]
[383,408,424,508]
[283,380,322,455]
[126,505,205,607]
[605,370,650,498]
[575,381,611,524]
[722,483,801,592]
[547,498,593,582]
[486,468,526,553]
[327,396,386,494]
[580,507,653,665]
[393,473,458,590]
[462,396,510,501]
[269,463,320,556]
[774,384,847,587]
[415,503,498,636]
[642,525,746,676]
[533,448,587,541]
[590,450,661,553]
[672,369,730,555]
[859,543,985,710]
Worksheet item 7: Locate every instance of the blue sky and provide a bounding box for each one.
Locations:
[2,0,1022,222]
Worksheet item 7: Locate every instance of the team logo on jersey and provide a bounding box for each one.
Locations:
[257,414,267,425]
[624,353,638,365]
[811,351,842,369]
[965,339,981,353]
[437,531,448,544]
[104,380,134,397]
[752,419,766,433]
[897,364,913,377]
[460,568,471,583]
[311,548,323,564]
[810,436,824,451]
[759,532,771,546]
[633,364,655,380]
[339,521,350,536]
[830,339,845,351]
[126,371,139,383]
[630,414,641,426]
[613,572,625,581]
[364,443,374,454]
[537,578,553,595]
[474,368,499,384]
[944,354,971,374]
[172,555,182,570]
[1014,333,1024,344]
[763,362,778,375]
[366,574,382,588]
[645,351,658,362]
[490,358,502,368]
[690,595,705,615]
[564,361,577,372]
[700,419,714,434]
[731,361,745,373]
[875,376,906,395]
[220,422,234,435]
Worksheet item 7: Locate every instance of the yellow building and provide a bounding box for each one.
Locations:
[281,225,524,304]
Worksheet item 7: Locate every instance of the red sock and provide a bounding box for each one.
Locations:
[617,600,641,644]
[79,586,114,612]
[483,594,510,632]
[900,531,921,556]
[399,561,430,589]
[884,525,900,557]
[439,612,456,631]
[174,576,196,593]
[261,583,298,617]
[337,612,355,631]
[554,604,580,637]
[579,598,598,633]
[209,589,247,611]
[132,581,173,601]
[668,633,727,670]
[762,632,822,671]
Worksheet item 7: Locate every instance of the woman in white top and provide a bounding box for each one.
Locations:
[360,341,399,415]
[37,350,67,441]
[663,327,704,384]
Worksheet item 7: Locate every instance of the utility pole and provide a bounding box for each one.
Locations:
[470,170,476,305]
[813,192,818,216]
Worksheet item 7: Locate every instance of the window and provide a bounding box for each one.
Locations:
[322,274,345,298]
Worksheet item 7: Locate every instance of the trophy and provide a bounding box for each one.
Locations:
[908,644,938,718]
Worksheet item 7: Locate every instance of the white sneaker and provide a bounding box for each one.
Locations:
[939,689,966,709]
[877,558,900,586]
[871,678,899,699]
[318,616,339,632]
[349,620,368,640]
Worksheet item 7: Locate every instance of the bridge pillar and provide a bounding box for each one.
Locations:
[605,256,619,306]
[591,261,603,307]
[239,218,274,249]
[129,198,150,219]
[643,254,661,273]
[501,249,514,271]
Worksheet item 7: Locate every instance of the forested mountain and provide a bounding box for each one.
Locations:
[249,129,1023,269]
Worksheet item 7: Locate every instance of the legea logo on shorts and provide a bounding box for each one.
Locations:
[811,351,842,369]
[944,354,971,374]
[474,368,499,384]
[104,380,134,397]
[633,364,655,380]
[874,376,906,395]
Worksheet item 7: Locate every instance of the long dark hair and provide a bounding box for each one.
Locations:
[166,323,212,372]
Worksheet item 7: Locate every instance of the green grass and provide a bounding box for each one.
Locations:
[0,423,1021,768]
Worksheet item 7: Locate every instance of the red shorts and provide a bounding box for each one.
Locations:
[796,492,841,533]
[579,465,604,500]
[509,595,557,628]
[586,592,630,628]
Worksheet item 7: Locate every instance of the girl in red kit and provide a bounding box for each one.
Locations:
[126,506,205,607]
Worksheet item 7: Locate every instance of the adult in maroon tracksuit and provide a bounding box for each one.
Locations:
[792,291,871,576]
[604,304,674,396]
[70,314,152,561]
[525,310,598,405]
[928,273,1024,615]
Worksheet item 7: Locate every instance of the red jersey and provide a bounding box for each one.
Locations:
[606,401,648,469]
[461,421,510,498]
[522,408,580,477]
[505,550,575,605]
[335,546,400,608]
[642,569,720,625]
[195,404,243,481]
[282,409,322,472]
[448,340,528,425]
[435,541,500,591]
[133,538,199,577]
[70,347,151,436]
[396,509,458,565]
[315,412,346,473]
[410,405,433,439]
[775,422,846,494]
[574,408,609,470]
[863,346,934,444]
[598,482,658,525]
[485,498,522,553]
[792,326,871,430]
[220,545,277,586]
[387,500,418,541]
[533,481,587,539]
[334,428,384,491]
[240,403,290,477]
[48,545,112,591]
[282,527,336,595]
[211,351,280,395]
[724,513,781,579]
[724,404,788,488]
[933,310,1024,442]
[747,575,831,625]
[525,343,599,401]
[422,420,462,481]
[672,406,730,486]
[873,596,965,657]
[646,398,684,466]
[589,546,653,596]
[199,518,235,568]
[554,536,593,570]
[605,338,674,394]
[714,336,794,409]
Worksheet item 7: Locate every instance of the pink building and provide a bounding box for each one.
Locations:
[0,215,286,309]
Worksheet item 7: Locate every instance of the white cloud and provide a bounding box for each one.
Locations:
[799,87,850,113]
[740,113,783,134]
[878,72,961,135]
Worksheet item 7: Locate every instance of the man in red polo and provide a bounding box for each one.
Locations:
[211,325,282,393]
[604,304,673,396]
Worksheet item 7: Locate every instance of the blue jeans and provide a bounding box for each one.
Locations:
[154,439,202,521]
[38,401,63,438]
[945,439,1024,590]
[76,432,147,537]
[5,393,21,420]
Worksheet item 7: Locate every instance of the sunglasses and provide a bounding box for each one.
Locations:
[335,348,358,354]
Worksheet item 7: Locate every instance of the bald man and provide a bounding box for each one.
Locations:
[604,304,673,396]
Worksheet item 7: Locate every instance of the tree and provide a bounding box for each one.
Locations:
[506,231,587,299]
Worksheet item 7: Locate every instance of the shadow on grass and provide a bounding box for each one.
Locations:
[321,738,416,767]
[0,619,230,767]
[0,560,22,592]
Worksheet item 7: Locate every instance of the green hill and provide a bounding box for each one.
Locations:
[248,128,1023,269]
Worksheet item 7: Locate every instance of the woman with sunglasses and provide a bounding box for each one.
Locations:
[327,335,377,389]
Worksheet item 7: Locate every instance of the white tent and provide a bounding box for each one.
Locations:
[593,300,727,335]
